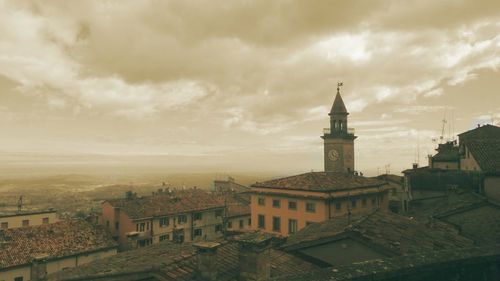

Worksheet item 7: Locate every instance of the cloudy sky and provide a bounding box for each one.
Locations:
[1,0,499,176]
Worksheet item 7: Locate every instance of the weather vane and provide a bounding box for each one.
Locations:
[337,82,343,94]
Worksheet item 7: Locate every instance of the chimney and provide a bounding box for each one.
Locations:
[238,235,272,281]
[193,241,221,281]
[412,163,418,170]
[31,254,49,281]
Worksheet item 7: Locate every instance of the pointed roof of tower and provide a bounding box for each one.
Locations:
[330,91,348,114]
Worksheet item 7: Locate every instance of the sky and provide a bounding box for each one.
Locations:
[1,0,500,176]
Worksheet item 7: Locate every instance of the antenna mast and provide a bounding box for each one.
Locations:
[17,195,23,212]
[440,108,448,144]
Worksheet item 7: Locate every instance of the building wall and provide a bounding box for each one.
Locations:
[0,266,31,281]
[460,147,481,171]
[0,248,117,281]
[484,176,500,203]
[227,215,251,231]
[432,161,459,170]
[0,212,58,230]
[251,189,389,236]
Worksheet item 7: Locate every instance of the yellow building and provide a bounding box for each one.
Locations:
[0,209,59,230]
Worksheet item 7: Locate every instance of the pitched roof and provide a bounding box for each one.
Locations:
[48,235,319,281]
[330,92,348,114]
[458,124,500,140]
[106,189,225,220]
[252,172,386,192]
[466,140,500,173]
[0,220,117,269]
[283,210,473,255]
[433,142,460,162]
[215,192,251,218]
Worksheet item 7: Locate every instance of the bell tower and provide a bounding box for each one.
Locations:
[321,83,357,173]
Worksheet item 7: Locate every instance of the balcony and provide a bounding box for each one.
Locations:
[323,128,355,135]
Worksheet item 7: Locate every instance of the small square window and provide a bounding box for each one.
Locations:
[42,217,49,224]
[215,224,223,232]
[178,215,187,224]
[14,277,24,281]
[335,202,342,211]
[351,200,357,208]
[194,228,203,237]
[159,217,169,227]
[258,197,265,206]
[239,219,244,229]
[288,201,297,210]
[159,234,169,242]
[362,198,367,207]
[194,213,202,221]
[22,220,29,227]
[306,202,316,213]
[1,222,8,229]
[272,199,281,208]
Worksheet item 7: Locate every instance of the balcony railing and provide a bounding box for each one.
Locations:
[323,128,355,135]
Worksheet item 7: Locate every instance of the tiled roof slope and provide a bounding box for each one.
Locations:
[466,140,500,173]
[48,235,318,281]
[437,204,500,246]
[458,124,500,140]
[252,172,386,192]
[0,220,117,269]
[283,210,473,255]
[106,189,224,219]
[330,92,348,114]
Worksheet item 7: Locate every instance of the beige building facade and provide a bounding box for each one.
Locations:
[0,210,58,230]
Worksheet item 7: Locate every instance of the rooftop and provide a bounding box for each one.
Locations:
[466,139,500,173]
[0,209,57,218]
[106,189,225,220]
[251,172,387,192]
[283,210,473,255]
[458,124,500,140]
[48,234,318,281]
[0,219,117,269]
[330,92,348,114]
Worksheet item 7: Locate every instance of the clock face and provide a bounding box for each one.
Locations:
[328,149,339,161]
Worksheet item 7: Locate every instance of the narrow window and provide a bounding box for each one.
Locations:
[272,199,281,208]
[258,214,265,229]
[42,217,49,224]
[194,212,202,221]
[258,197,265,206]
[288,219,297,234]
[288,201,297,210]
[272,217,281,232]
[306,202,316,213]
[194,228,203,237]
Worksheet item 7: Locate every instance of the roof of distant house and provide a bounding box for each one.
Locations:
[283,210,473,255]
[0,209,57,219]
[458,124,500,140]
[106,189,225,220]
[433,142,460,162]
[251,172,387,192]
[465,140,500,173]
[0,219,117,269]
[48,234,319,281]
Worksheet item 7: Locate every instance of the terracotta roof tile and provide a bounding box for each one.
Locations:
[252,172,386,192]
[466,140,500,173]
[107,189,225,219]
[0,220,117,269]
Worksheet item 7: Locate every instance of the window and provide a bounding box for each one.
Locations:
[194,213,202,221]
[335,202,342,211]
[137,222,146,232]
[248,218,251,226]
[215,210,223,217]
[146,222,150,230]
[194,228,203,237]
[1,222,8,229]
[159,217,169,227]
[14,277,23,281]
[288,201,297,210]
[159,234,169,242]
[138,239,150,248]
[272,199,281,208]
[272,217,281,232]
[258,214,265,229]
[42,217,49,224]
[306,221,314,226]
[178,215,187,224]
[106,220,110,228]
[22,220,29,227]
[351,200,357,209]
[228,221,233,229]
[215,224,223,232]
[239,219,244,229]
[115,222,119,230]
[288,219,297,234]
[258,197,265,206]
[362,198,367,208]
[371,198,376,206]
[306,202,316,213]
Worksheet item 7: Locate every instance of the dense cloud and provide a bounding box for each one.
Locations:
[1,0,499,175]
